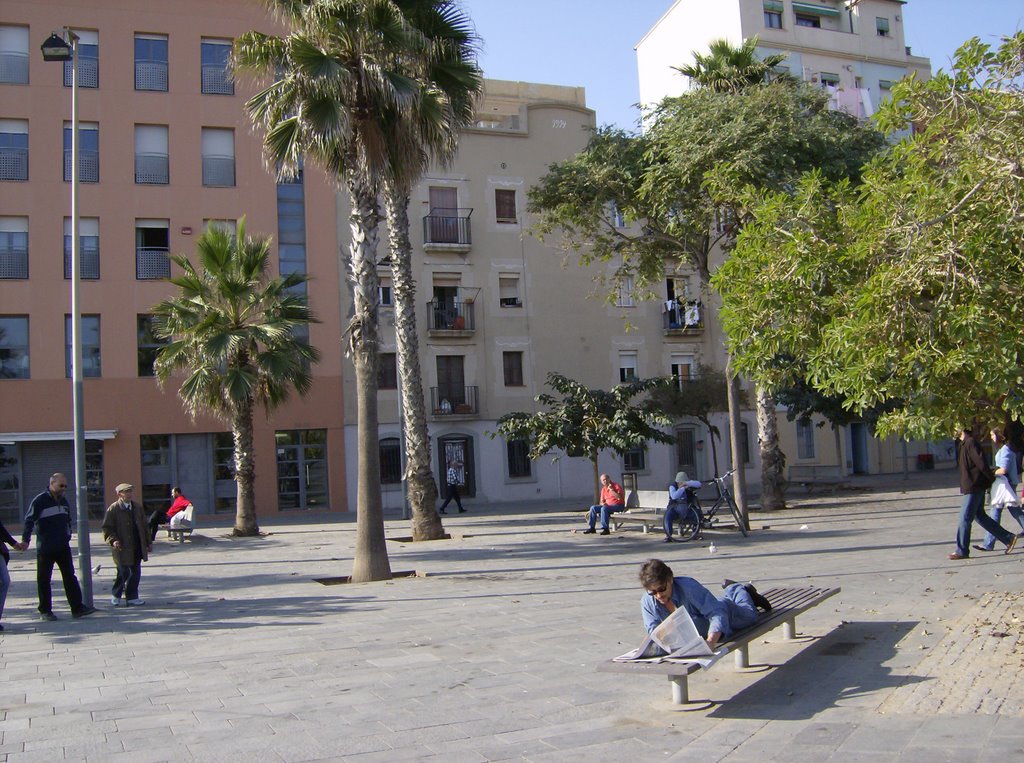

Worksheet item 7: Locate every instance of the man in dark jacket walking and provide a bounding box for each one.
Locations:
[101,483,151,606]
[951,428,1019,559]
[21,473,95,620]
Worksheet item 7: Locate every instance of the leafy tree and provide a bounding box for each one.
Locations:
[152,221,320,537]
[674,37,789,94]
[494,373,674,500]
[716,33,1024,439]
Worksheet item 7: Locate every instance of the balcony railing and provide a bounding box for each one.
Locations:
[427,299,475,332]
[0,147,28,181]
[135,152,169,184]
[431,385,479,416]
[0,52,29,84]
[136,246,170,279]
[663,300,703,333]
[135,59,168,91]
[423,208,472,247]
[0,246,28,279]
[201,65,234,95]
[64,241,100,279]
[202,155,235,186]
[63,149,99,183]
[64,55,98,88]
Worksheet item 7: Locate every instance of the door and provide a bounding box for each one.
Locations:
[428,186,458,243]
[432,284,459,329]
[439,435,475,497]
[436,355,465,407]
[850,423,869,474]
[676,426,699,479]
[175,434,212,516]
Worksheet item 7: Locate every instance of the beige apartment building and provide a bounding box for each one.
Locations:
[0,0,347,523]
[633,0,950,480]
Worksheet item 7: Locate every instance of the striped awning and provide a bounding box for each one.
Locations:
[792,2,842,17]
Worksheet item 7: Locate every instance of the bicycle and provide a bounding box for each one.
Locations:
[671,469,749,541]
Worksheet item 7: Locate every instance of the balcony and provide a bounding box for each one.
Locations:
[0,52,29,84]
[135,59,168,91]
[202,155,235,187]
[0,245,28,279]
[0,147,27,181]
[136,247,170,279]
[135,152,169,184]
[64,241,100,279]
[63,149,99,183]
[423,208,472,252]
[430,386,479,417]
[427,299,475,335]
[663,300,704,336]
[64,55,98,88]
[201,65,233,95]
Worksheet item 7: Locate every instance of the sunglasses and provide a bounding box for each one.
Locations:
[648,584,669,596]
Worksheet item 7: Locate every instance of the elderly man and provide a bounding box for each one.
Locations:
[21,473,95,620]
[101,483,151,607]
[583,473,625,535]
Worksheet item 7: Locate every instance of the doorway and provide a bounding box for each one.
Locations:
[438,435,475,497]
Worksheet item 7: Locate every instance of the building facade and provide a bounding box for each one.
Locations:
[0,0,347,523]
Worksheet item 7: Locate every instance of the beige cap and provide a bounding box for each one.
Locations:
[675,472,689,484]
[115,483,134,493]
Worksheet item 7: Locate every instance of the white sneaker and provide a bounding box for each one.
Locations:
[110,596,123,606]
[126,599,146,607]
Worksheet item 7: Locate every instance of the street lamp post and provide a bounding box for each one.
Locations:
[41,29,93,605]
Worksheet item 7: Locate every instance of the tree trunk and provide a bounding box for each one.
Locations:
[346,178,392,583]
[591,449,601,503]
[756,385,787,511]
[700,417,720,476]
[231,402,260,536]
[725,357,749,529]
[384,188,443,541]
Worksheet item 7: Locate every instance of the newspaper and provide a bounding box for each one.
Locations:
[613,607,724,668]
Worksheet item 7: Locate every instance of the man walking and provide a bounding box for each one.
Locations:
[950,427,1019,559]
[439,462,466,514]
[21,473,95,620]
[102,483,151,607]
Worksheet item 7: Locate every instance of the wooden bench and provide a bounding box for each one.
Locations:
[598,585,840,704]
[610,489,667,533]
[167,505,196,543]
[788,465,851,494]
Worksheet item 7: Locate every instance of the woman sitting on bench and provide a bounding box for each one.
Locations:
[639,559,769,648]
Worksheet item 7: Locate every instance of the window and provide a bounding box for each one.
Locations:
[617,276,635,307]
[64,30,98,88]
[876,17,890,37]
[623,446,646,472]
[65,314,101,378]
[0,119,28,181]
[740,421,751,464]
[380,438,402,484]
[879,79,893,92]
[277,174,307,278]
[820,72,840,88]
[0,316,29,378]
[0,217,28,279]
[379,276,393,306]
[135,124,169,184]
[378,352,397,390]
[671,354,694,389]
[63,122,99,183]
[795,14,821,28]
[64,217,100,279]
[137,314,168,376]
[503,351,524,387]
[202,128,235,186]
[276,429,328,510]
[764,11,783,28]
[0,25,29,84]
[134,34,168,91]
[204,219,237,237]
[136,220,170,279]
[499,274,521,307]
[84,440,105,518]
[201,39,233,95]
[495,189,517,223]
[797,420,815,459]
[608,201,626,228]
[213,432,237,514]
[507,439,531,478]
[619,350,638,383]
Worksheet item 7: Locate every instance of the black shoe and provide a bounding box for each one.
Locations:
[439,509,447,514]
[600,529,610,536]
[745,584,772,612]
[458,508,467,513]
[72,606,97,619]
[663,537,675,543]
[582,528,596,534]
[0,623,4,631]
[40,612,58,621]
[722,578,738,589]
[972,544,993,552]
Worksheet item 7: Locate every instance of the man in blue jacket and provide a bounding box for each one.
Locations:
[22,473,95,620]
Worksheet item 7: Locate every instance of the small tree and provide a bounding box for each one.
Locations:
[494,373,674,500]
[152,221,320,536]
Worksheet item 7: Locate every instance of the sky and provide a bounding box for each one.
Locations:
[461,0,1024,130]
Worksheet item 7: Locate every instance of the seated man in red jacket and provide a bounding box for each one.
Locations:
[583,474,625,535]
[148,486,192,542]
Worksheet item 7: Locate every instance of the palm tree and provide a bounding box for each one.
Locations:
[380,1,482,541]
[674,37,788,94]
[151,220,320,537]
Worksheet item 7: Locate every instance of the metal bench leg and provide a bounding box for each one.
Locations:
[734,644,749,669]
[783,618,796,640]
[669,675,689,704]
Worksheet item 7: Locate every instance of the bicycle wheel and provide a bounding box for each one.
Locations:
[726,495,749,537]
[677,505,701,542]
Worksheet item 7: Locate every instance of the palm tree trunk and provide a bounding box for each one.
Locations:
[231,403,260,536]
[346,178,392,583]
[756,385,787,511]
[725,356,749,529]
[384,188,444,541]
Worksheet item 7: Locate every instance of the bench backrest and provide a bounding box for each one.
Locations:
[634,489,668,510]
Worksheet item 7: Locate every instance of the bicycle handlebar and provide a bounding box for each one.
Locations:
[702,469,737,486]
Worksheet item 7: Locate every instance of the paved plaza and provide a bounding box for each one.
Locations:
[2,469,1023,762]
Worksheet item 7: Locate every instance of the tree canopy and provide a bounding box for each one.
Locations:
[715,34,1024,439]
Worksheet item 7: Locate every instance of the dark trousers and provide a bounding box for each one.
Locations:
[112,561,142,601]
[148,510,166,542]
[36,544,85,615]
[439,483,463,512]
[957,490,1014,556]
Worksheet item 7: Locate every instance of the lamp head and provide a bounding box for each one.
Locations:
[41,32,73,62]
